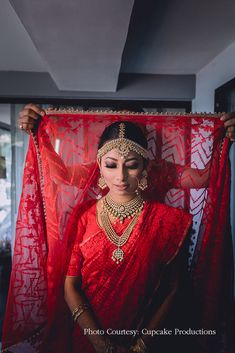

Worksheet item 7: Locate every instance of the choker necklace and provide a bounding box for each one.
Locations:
[103,193,145,223]
[100,204,141,264]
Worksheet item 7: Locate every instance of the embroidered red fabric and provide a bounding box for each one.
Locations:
[2,112,232,353]
[66,202,192,353]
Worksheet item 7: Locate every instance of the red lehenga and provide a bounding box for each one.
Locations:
[2,111,233,353]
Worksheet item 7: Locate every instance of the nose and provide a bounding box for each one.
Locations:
[116,165,127,182]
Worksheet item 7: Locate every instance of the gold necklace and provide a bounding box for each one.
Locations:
[103,193,145,223]
[100,207,140,264]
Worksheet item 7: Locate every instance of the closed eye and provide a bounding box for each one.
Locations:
[126,164,139,169]
[105,163,139,169]
[105,164,117,168]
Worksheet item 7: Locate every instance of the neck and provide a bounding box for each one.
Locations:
[108,191,138,203]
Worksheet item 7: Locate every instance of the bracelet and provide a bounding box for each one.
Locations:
[130,337,147,353]
[71,304,89,322]
[104,337,116,353]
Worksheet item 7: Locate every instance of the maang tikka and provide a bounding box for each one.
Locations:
[97,122,148,161]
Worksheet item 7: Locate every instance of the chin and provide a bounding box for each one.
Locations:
[111,188,135,196]
[113,190,128,195]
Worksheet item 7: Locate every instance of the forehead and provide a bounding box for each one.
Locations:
[102,148,142,161]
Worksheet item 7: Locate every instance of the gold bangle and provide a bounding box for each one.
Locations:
[130,337,147,353]
[104,337,116,353]
[72,304,89,322]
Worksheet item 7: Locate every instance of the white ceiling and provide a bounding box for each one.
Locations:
[8,0,135,92]
[0,0,46,72]
[1,0,235,92]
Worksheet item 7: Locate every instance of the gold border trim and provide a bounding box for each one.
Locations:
[45,107,222,117]
[31,132,47,222]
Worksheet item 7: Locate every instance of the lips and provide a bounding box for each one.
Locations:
[114,184,129,190]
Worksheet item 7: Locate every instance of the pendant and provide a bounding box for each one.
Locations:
[112,248,124,264]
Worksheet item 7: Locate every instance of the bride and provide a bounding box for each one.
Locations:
[3,104,234,353]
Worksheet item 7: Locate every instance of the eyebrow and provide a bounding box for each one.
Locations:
[105,157,139,162]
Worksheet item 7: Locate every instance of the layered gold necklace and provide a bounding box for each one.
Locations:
[100,194,144,264]
[103,193,145,223]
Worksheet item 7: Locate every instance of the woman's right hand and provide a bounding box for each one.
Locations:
[18,103,45,134]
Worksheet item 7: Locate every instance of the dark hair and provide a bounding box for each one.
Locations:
[98,121,147,150]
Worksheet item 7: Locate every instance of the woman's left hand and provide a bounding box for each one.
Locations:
[116,346,132,353]
[220,112,235,141]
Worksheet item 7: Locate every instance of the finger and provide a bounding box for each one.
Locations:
[18,122,35,131]
[226,133,235,142]
[18,120,38,131]
[220,111,235,122]
[23,104,45,117]
[220,113,229,121]
[223,117,235,128]
[18,124,31,135]
[19,109,43,120]
[18,116,39,126]
[226,126,235,141]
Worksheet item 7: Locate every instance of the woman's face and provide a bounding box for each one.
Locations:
[100,148,144,200]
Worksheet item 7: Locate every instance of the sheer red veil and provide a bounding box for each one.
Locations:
[2,110,233,353]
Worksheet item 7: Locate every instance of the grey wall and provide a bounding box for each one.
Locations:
[0,72,195,101]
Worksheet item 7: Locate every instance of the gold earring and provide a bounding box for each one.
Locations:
[138,170,148,191]
[98,174,107,189]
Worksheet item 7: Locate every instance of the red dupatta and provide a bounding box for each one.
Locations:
[2,110,233,353]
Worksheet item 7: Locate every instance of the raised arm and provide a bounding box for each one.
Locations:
[149,160,211,192]
[176,163,210,189]
[221,112,235,142]
[18,104,92,187]
[181,112,235,188]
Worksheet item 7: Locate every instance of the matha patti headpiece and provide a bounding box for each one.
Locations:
[97,122,148,160]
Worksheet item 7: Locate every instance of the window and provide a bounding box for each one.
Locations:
[0,126,11,254]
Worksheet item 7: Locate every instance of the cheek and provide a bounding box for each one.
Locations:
[129,168,143,179]
[127,170,143,186]
[101,168,114,184]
